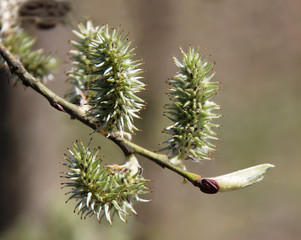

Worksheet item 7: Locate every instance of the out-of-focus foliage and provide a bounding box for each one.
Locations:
[0,28,58,83]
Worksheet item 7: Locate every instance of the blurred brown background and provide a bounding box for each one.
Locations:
[1,0,301,239]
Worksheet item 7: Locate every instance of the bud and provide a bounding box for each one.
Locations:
[197,178,220,194]
[209,163,275,192]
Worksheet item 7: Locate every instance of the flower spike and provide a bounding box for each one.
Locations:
[66,21,146,136]
[61,140,150,224]
[163,46,221,164]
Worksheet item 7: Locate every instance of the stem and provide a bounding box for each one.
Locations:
[0,42,201,185]
[109,134,200,183]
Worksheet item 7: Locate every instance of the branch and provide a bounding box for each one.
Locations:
[0,41,201,185]
[0,42,275,194]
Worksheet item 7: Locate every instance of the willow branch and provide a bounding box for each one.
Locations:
[0,41,201,185]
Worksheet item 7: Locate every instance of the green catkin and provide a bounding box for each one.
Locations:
[61,140,150,224]
[163,47,221,163]
[66,21,145,136]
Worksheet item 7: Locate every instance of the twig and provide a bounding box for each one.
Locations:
[0,41,201,185]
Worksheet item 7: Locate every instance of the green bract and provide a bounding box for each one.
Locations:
[66,21,145,135]
[163,47,221,162]
[61,140,150,224]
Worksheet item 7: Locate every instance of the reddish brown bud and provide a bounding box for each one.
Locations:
[53,102,64,111]
[195,178,220,194]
